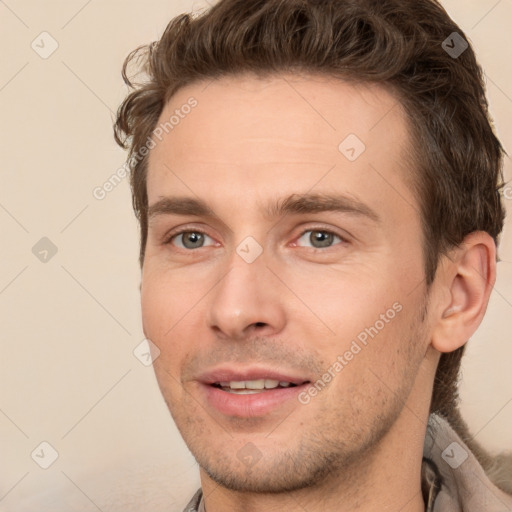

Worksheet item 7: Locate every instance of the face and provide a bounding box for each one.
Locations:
[142,73,433,492]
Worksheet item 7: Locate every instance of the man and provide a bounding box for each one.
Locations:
[114,0,512,510]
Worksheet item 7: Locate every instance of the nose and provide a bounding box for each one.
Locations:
[207,249,286,341]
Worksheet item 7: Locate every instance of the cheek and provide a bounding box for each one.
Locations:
[286,266,403,344]
[317,306,422,424]
[141,282,190,405]
[141,270,187,368]
[291,270,417,386]
[141,264,195,333]
[141,278,168,340]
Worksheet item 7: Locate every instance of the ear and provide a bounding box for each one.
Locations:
[430,231,496,354]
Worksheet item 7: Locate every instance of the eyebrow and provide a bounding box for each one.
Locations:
[267,193,380,223]
[148,193,381,224]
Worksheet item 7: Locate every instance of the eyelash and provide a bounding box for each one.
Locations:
[164,227,349,250]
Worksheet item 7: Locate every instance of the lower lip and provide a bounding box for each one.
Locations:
[201,383,309,417]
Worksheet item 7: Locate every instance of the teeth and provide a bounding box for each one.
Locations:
[217,379,293,390]
[246,379,265,389]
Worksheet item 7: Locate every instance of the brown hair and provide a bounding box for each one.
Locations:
[114,0,507,485]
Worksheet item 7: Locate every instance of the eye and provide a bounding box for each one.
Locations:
[295,229,345,249]
[166,229,345,250]
[169,230,216,250]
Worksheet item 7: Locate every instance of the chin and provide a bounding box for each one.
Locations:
[202,459,329,494]
[193,435,363,494]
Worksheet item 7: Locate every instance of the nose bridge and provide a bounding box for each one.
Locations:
[207,243,285,339]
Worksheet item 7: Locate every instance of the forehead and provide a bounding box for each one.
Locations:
[152,73,409,154]
[146,73,417,221]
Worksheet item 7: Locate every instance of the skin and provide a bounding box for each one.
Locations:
[141,73,495,511]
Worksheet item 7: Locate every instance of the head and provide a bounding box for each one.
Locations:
[114,0,505,495]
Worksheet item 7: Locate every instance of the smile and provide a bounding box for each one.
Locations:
[212,379,298,394]
[197,369,312,417]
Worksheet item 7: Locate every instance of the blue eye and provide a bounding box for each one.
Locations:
[171,231,215,249]
[296,230,343,249]
[166,229,345,251]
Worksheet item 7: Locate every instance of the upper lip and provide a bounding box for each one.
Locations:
[197,366,312,385]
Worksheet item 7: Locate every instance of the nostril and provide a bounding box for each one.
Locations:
[254,322,266,328]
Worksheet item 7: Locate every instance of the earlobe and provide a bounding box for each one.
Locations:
[431,231,496,354]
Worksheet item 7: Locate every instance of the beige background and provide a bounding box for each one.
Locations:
[0,1,511,510]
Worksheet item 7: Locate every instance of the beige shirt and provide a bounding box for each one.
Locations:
[183,413,512,511]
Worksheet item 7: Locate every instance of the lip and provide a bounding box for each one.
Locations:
[196,366,312,418]
[198,366,311,386]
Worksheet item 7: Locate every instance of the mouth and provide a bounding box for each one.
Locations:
[211,379,304,394]
[197,368,312,417]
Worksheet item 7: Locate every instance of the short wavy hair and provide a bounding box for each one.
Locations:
[114,0,506,469]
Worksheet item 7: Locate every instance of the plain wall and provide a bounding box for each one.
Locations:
[0,1,511,510]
